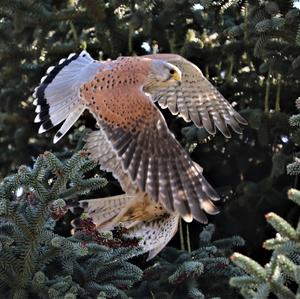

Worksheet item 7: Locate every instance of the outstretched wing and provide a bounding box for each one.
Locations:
[82,69,219,223]
[32,50,110,143]
[145,54,247,138]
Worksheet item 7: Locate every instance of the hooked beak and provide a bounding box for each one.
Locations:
[170,70,181,82]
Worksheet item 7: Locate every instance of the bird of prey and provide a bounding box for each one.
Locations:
[33,51,246,260]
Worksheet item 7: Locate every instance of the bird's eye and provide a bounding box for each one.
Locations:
[169,69,175,75]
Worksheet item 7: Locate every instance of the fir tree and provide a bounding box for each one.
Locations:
[0,151,142,298]
[229,188,300,299]
[229,98,300,298]
[129,223,244,299]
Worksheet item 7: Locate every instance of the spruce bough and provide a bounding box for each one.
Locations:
[0,151,142,299]
[230,189,300,299]
[229,99,300,298]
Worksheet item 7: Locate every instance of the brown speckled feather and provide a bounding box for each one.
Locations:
[145,54,247,137]
[81,57,219,223]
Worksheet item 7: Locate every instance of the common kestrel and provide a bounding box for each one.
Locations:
[33,51,246,259]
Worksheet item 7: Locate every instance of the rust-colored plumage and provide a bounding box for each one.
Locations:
[33,51,246,259]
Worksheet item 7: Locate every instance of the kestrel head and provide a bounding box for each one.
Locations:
[143,59,182,93]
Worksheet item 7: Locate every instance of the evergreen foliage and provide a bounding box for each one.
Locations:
[0,149,246,298]
[229,187,300,299]
[229,99,300,298]
[0,152,142,298]
[129,223,244,298]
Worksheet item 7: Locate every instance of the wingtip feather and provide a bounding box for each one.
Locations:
[53,132,62,144]
[237,114,248,125]
[46,66,55,74]
[34,114,41,123]
[40,75,47,83]
[68,53,76,59]
[182,214,193,223]
[59,58,66,64]
[38,125,46,134]
[201,200,220,215]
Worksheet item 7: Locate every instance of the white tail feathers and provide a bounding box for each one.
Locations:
[33,50,102,143]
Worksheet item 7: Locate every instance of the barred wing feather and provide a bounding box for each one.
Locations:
[146,54,247,137]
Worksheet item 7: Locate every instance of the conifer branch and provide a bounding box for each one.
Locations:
[0,152,142,298]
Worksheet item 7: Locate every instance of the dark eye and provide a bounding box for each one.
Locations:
[169,69,175,75]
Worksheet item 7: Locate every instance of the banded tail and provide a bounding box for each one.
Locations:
[33,50,102,143]
[79,194,179,260]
